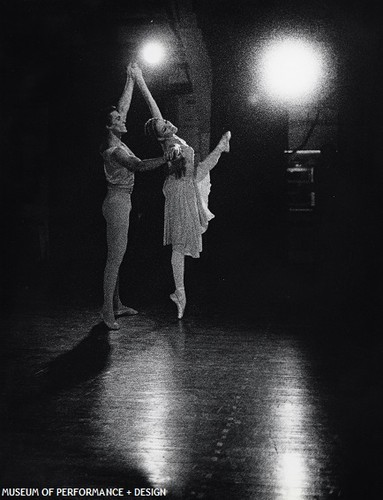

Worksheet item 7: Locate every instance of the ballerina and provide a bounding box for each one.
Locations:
[132,64,231,319]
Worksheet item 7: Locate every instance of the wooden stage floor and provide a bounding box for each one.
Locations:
[1,293,382,499]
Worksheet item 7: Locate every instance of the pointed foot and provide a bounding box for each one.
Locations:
[170,291,186,320]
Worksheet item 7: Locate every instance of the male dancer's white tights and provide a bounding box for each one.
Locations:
[102,189,131,316]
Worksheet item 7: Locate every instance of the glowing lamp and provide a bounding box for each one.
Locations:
[141,42,166,65]
[261,38,324,103]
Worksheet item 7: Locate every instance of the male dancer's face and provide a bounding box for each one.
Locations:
[108,111,127,135]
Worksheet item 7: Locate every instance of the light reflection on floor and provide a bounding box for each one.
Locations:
[3,302,380,498]
[270,341,329,499]
[92,321,190,495]
[88,316,336,498]
[279,452,306,499]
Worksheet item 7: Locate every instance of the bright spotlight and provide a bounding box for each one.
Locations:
[141,42,166,65]
[261,38,324,103]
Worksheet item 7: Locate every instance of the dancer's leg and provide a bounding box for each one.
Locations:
[113,275,138,316]
[171,249,185,291]
[113,275,121,308]
[170,249,186,319]
[102,193,130,329]
[196,131,231,182]
[102,227,127,329]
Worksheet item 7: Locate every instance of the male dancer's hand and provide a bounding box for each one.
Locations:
[165,144,182,161]
[126,62,135,78]
[130,62,143,80]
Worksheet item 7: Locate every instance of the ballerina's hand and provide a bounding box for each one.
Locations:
[165,144,182,161]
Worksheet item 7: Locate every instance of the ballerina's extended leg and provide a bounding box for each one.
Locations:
[221,130,231,152]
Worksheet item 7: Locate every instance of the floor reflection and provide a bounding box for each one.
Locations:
[53,316,339,499]
[2,304,354,497]
[92,321,189,496]
[278,452,306,499]
[268,339,333,499]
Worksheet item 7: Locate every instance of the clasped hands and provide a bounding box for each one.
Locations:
[164,144,183,162]
[127,62,143,81]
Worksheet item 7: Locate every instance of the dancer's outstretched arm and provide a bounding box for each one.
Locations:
[131,63,163,119]
[196,131,231,182]
[117,64,135,122]
[112,148,166,172]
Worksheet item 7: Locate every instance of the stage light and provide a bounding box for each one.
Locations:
[141,42,166,65]
[261,38,324,103]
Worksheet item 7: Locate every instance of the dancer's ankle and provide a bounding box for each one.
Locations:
[101,306,114,320]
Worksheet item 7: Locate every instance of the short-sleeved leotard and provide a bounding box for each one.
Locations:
[101,141,138,191]
[101,141,140,232]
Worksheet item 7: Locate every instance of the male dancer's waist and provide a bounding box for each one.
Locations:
[107,182,133,194]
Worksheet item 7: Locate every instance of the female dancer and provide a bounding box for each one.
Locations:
[131,64,231,319]
[101,64,168,330]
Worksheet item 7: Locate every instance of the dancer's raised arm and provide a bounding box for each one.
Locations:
[117,64,135,122]
[131,63,163,119]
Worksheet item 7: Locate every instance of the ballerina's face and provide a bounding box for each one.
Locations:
[155,118,178,138]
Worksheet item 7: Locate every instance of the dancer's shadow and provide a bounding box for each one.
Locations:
[37,322,111,394]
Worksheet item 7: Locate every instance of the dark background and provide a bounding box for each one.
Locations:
[1,0,382,326]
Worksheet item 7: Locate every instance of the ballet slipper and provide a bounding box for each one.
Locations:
[170,290,186,320]
[221,131,231,152]
[114,306,138,317]
[100,311,120,330]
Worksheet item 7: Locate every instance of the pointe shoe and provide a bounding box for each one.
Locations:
[170,290,186,320]
[221,131,231,152]
[100,312,120,330]
[114,306,138,317]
